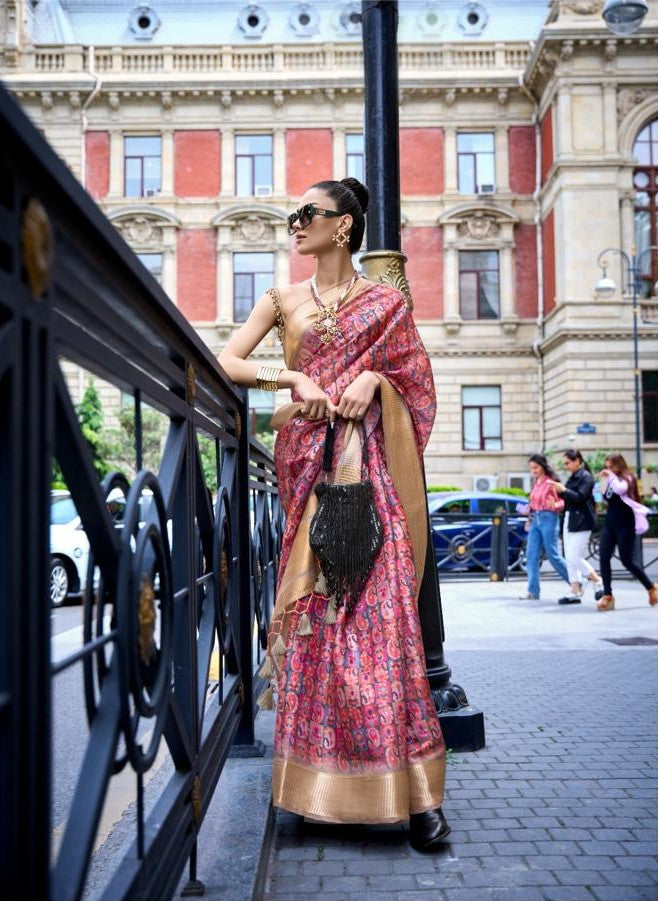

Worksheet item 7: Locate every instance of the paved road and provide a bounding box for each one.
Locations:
[261,576,658,901]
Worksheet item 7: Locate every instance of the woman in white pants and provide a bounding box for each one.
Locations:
[549,449,602,605]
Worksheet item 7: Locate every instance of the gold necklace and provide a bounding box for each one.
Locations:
[310,272,358,344]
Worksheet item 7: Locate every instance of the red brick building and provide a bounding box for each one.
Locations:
[2,0,657,485]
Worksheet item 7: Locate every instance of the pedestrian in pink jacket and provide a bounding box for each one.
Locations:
[596,454,656,611]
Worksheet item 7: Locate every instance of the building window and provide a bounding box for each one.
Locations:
[346,133,365,182]
[233,252,274,322]
[235,135,273,196]
[459,250,499,319]
[633,119,658,293]
[124,136,162,198]
[642,370,658,443]
[457,132,495,194]
[136,252,163,283]
[462,386,502,451]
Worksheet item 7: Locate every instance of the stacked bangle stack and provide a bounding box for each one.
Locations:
[256,365,282,391]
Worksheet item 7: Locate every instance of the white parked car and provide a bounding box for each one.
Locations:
[49,491,91,606]
[49,488,159,606]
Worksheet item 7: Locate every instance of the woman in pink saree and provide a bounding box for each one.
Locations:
[219,177,449,850]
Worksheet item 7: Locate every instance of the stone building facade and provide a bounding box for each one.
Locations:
[2,0,657,488]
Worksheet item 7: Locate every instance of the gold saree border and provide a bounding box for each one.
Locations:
[272,755,446,824]
[375,375,427,588]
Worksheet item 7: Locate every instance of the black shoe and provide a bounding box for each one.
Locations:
[594,588,605,601]
[409,808,451,851]
[558,595,582,605]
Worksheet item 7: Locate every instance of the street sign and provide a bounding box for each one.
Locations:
[576,423,597,434]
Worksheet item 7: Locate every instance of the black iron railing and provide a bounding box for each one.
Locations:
[0,83,280,901]
[430,511,657,581]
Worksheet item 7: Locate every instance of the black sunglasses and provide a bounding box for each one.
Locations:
[287,203,342,235]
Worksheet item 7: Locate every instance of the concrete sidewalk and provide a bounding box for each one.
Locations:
[259,577,658,901]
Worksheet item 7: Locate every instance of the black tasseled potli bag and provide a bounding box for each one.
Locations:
[309,420,383,613]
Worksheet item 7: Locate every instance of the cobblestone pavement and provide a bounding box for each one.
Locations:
[261,577,658,901]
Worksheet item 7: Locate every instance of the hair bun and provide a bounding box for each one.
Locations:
[340,177,369,214]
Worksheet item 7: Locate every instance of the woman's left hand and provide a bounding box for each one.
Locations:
[336,371,379,420]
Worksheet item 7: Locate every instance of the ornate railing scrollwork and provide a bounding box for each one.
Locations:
[117,471,173,772]
[0,84,279,901]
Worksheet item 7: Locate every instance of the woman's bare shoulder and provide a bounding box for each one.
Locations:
[273,282,311,314]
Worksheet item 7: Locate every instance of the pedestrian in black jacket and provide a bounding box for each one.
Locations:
[549,449,602,604]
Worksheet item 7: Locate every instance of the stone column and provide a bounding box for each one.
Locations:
[217,229,233,321]
[221,128,234,197]
[162,228,177,303]
[443,226,461,332]
[275,228,289,286]
[273,129,286,196]
[620,191,635,257]
[495,126,509,192]
[444,127,458,193]
[333,128,346,179]
[499,237,517,328]
[603,83,618,158]
[109,130,123,197]
[556,84,572,159]
[161,129,173,195]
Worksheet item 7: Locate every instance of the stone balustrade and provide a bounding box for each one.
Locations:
[8,41,531,79]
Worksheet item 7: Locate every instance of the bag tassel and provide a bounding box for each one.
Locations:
[314,569,328,596]
[296,612,313,636]
[272,633,286,656]
[257,684,275,710]
[259,656,274,679]
[324,595,338,624]
[308,421,383,616]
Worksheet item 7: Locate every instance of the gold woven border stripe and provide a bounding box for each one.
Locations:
[272,755,446,824]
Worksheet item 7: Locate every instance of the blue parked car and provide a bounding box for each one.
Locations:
[428,491,530,573]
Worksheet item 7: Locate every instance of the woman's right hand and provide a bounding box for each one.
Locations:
[293,372,337,422]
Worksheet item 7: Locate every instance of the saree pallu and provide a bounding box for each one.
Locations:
[266,283,446,824]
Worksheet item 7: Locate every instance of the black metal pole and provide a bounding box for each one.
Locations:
[361,0,484,751]
[630,255,642,489]
[362,0,401,251]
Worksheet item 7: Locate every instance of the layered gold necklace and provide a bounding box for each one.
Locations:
[310,271,358,344]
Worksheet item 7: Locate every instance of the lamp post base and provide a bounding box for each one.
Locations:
[438,703,486,753]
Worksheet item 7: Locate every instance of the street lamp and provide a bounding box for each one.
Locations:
[602,0,649,34]
[360,0,484,751]
[594,245,658,490]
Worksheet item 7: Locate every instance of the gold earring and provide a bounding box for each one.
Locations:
[332,230,349,248]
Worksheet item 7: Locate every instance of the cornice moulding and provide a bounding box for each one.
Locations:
[107,206,182,226]
[523,28,658,95]
[211,205,288,226]
[539,325,658,353]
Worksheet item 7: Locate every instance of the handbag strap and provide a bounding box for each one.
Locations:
[320,419,369,474]
[321,420,336,472]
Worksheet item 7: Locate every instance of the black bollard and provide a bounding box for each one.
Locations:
[490,510,509,582]
[360,0,485,752]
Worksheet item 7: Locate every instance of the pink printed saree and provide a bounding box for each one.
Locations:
[266,282,446,824]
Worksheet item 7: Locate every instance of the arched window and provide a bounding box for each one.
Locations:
[633,119,658,294]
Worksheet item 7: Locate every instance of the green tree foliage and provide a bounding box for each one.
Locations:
[76,380,110,478]
[197,433,218,494]
[256,429,276,453]
[103,405,167,480]
[584,449,614,475]
[492,486,529,498]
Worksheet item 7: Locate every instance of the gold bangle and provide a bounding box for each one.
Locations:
[256,365,282,391]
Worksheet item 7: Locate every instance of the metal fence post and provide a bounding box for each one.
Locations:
[490,510,509,582]
[232,391,257,748]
